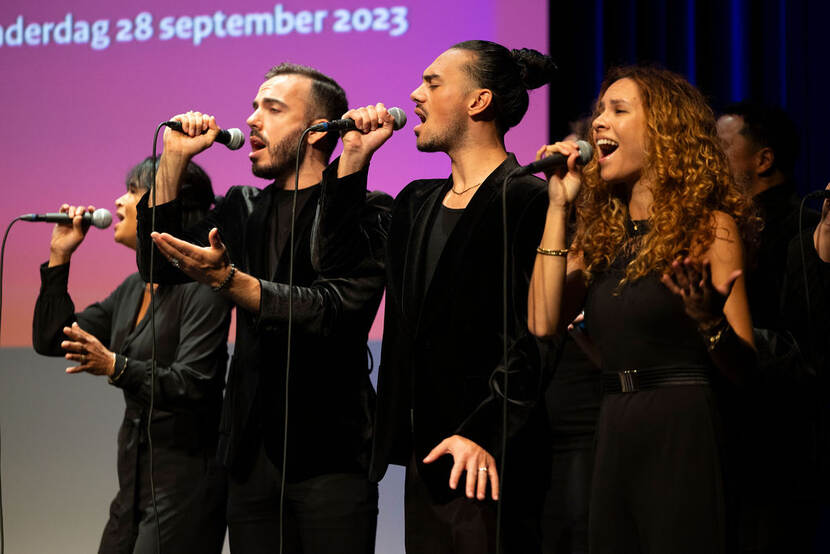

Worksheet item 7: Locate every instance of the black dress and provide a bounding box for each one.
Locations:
[583,223,725,554]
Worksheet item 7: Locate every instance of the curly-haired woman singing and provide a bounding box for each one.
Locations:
[528,67,759,553]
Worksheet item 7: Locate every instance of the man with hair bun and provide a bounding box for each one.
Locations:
[317,40,556,553]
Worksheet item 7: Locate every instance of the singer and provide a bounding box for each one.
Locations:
[32,157,230,554]
[317,41,555,553]
[527,66,760,553]
[134,64,389,554]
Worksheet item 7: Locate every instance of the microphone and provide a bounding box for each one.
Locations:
[163,121,246,150]
[806,189,830,199]
[307,107,407,132]
[21,208,112,229]
[510,140,593,177]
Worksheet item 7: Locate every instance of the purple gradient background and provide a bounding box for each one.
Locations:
[0,0,547,346]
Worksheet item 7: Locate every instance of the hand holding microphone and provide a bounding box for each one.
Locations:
[39,204,104,267]
[335,103,407,177]
[529,141,592,209]
[162,111,245,157]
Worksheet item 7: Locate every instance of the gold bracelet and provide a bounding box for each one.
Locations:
[536,246,568,257]
[699,318,730,352]
[108,355,128,384]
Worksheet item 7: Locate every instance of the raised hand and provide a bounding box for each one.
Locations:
[62,322,115,376]
[48,204,95,266]
[162,110,220,159]
[536,141,585,209]
[337,103,397,177]
[150,228,231,289]
[423,434,499,501]
[661,257,742,329]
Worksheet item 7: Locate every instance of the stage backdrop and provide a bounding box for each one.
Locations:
[0,0,548,552]
[0,0,549,346]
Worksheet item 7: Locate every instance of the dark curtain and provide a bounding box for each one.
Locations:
[549,0,830,200]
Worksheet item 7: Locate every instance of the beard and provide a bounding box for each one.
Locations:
[415,115,465,153]
[251,127,307,181]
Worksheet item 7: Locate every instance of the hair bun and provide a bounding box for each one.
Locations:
[511,48,557,90]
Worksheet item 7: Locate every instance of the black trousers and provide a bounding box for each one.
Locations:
[404,454,542,554]
[589,386,724,554]
[226,442,378,554]
[541,447,592,554]
[98,441,227,554]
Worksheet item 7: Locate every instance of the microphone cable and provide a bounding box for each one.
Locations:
[495,173,513,554]
[278,127,312,554]
[146,122,166,554]
[0,216,24,554]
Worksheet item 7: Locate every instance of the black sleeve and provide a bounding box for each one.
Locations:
[110,284,231,411]
[32,262,119,356]
[258,187,391,336]
[312,158,392,275]
[454,185,549,454]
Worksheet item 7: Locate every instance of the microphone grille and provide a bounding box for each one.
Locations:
[388,107,407,131]
[91,208,112,229]
[576,140,593,165]
[226,128,246,150]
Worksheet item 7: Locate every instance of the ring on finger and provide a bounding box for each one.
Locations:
[478,466,488,472]
[170,257,180,268]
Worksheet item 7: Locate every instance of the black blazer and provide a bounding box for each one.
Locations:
[136,164,392,481]
[317,154,548,495]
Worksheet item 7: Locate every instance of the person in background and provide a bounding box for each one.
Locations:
[718,102,821,554]
[32,157,230,554]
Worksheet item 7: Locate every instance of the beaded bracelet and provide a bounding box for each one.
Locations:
[212,264,236,292]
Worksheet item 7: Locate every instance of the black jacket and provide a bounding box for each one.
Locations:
[136,164,392,481]
[316,154,548,496]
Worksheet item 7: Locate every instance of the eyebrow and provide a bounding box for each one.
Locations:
[252,97,288,109]
[597,98,631,110]
[422,73,440,83]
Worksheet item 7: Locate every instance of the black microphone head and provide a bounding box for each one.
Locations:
[388,107,407,131]
[575,140,593,165]
[90,208,112,229]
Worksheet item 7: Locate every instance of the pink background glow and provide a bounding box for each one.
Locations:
[0,0,548,346]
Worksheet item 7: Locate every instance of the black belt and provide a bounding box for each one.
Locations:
[601,367,711,393]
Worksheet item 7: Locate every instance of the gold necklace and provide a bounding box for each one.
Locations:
[449,182,482,195]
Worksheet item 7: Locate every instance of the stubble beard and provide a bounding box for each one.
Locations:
[251,127,307,181]
[415,116,465,154]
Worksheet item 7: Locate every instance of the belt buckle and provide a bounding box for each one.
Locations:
[619,369,639,393]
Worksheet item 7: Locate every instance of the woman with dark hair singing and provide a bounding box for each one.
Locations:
[32,157,231,554]
[528,67,758,552]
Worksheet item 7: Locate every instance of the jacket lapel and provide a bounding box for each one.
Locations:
[416,155,520,334]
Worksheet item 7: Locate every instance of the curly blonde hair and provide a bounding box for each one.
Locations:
[574,66,759,284]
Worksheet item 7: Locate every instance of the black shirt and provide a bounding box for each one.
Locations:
[424,203,464,293]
